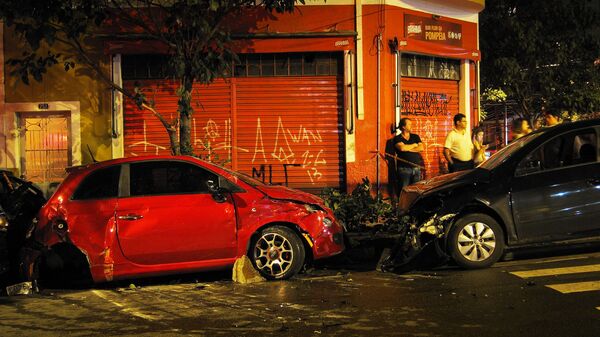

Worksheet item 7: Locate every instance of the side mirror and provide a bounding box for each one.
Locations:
[207,180,227,203]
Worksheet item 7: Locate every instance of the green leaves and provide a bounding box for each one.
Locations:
[321,178,400,232]
[481,0,600,120]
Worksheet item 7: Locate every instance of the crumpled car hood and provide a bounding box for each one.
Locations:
[254,185,324,205]
[407,169,476,195]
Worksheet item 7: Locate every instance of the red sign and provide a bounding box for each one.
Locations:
[404,14,463,47]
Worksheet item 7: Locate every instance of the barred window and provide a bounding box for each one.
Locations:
[122,53,342,80]
[400,54,461,80]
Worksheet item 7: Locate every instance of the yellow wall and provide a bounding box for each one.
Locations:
[3,25,114,165]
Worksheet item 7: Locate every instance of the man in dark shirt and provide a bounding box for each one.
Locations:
[393,118,424,194]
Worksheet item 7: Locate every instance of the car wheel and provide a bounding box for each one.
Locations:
[448,213,504,269]
[251,226,305,280]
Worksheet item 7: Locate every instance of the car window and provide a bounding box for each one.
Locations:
[130,161,218,196]
[516,128,597,176]
[72,165,121,200]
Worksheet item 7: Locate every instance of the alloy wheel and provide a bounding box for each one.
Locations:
[253,232,294,277]
[456,221,497,262]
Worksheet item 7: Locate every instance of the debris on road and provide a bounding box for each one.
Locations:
[6,281,36,296]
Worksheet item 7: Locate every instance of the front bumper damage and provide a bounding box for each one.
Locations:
[379,212,457,272]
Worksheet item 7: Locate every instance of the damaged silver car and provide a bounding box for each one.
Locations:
[383,119,600,270]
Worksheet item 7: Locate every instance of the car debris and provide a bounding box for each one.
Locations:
[0,170,46,287]
[379,213,457,272]
[6,281,36,296]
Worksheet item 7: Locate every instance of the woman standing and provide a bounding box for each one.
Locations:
[472,127,488,165]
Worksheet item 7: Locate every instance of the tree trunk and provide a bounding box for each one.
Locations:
[178,74,194,156]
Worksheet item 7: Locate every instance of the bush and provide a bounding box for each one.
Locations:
[321,178,403,233]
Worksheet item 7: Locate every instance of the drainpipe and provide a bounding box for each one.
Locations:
[376,33,382,194]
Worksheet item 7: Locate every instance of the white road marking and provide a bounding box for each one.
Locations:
[546,281,600,294]
[92,290,158,321]
[510,264,600,278]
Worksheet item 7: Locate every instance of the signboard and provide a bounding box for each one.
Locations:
[404,14,463,47]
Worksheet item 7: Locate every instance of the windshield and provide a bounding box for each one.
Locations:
[220,167,265,187]
[478,131,544,170]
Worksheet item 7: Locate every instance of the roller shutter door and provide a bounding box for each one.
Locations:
[400,78,459,178]
[235,76,344,193]
[123,76,345,192]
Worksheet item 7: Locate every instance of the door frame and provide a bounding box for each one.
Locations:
[2,101,81,173]
[18,111,73,183]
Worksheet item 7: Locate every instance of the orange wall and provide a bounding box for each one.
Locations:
[347,5,479,193]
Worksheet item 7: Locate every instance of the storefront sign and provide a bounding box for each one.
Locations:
[404,14,462,47]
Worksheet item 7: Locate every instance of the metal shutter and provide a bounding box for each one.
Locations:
[235,76,344,193]
[400,78,460,178]
[123,76,345,193]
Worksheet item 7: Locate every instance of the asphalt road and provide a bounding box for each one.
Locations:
[1,249,600,337]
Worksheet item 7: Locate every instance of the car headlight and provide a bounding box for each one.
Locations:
[322,217,333,227]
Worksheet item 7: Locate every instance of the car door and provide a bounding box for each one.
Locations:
[116,160,237,265]
[67,165,122,251]
[511,127,600,242]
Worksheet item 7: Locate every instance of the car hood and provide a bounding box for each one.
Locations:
[406,169,484,195]
[254,185,324,205]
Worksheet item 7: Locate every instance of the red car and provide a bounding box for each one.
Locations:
[26,156,344,283]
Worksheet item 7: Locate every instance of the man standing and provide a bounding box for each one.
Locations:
[444,113,473,173]
[393,118,424,194]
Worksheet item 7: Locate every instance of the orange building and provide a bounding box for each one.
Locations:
[1,0,484,194]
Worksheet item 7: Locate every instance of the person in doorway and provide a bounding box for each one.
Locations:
[472,127,489,166]
[393,117,424,193]
[444,113,474,172]
[511,117,532,141]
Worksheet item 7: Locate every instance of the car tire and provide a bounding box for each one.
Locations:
[250,226,305,280]
[448,213,505,269]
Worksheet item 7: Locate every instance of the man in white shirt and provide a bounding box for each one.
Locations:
[443,113,474,173]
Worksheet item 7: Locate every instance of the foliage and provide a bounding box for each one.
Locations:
[0,0,301,156]
[321,178,403,233]
[480,0,600,122]
[481,88,507,103]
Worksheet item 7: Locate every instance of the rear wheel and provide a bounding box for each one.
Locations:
[251,226,305,280]
[40,244,92,288]
[448,213,504,269]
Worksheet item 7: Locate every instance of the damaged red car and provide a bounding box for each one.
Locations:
[25,156,344,284]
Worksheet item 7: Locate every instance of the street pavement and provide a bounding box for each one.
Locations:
[1,249,600,336]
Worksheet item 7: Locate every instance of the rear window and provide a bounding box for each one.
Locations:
[72,166,121,200]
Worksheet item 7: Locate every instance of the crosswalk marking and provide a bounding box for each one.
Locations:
[510,264,600,278]
[546,281,600,294]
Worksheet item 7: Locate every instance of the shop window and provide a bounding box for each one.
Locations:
[122,52,343,80]
[275,54,289,76]
[316,54,331,75]
[303,54,317,75]
[261,54,275,76]
[247,54,261,76]
[400,54,461,80]
[290,54,303,75]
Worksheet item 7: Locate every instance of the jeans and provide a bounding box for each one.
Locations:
[397,167,422,191]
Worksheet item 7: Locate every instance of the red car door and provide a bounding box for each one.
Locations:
[115,160,237,265]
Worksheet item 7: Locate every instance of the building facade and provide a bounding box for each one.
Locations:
[1,0,484,194]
